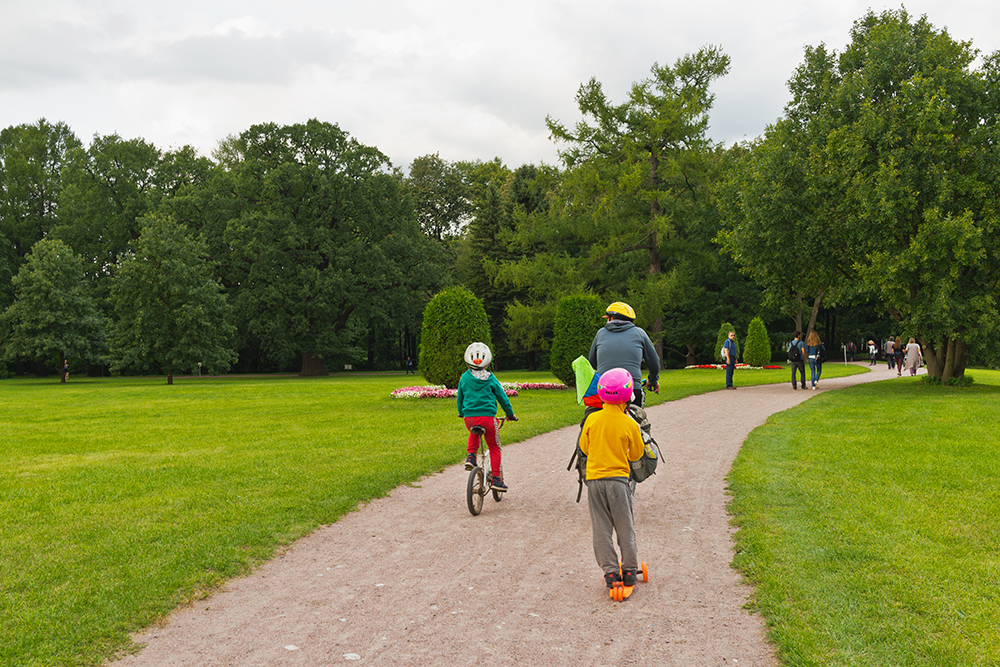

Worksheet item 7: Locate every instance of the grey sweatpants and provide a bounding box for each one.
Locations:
[586,477,637,574]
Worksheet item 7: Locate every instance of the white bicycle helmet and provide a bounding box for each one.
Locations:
[464,342,493,369]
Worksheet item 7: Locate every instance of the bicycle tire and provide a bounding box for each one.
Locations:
[467,467,485,516]
[492,488,503,503]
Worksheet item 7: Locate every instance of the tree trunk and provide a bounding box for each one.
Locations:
[791,292,804,333]
[527,351,536,372]
[685,343,698,368]
[806,291,824,338]
[167,371,174,385]
[300,351,328,376]
[921,336,968,381]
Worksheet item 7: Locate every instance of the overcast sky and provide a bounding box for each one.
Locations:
[2,1,998,171]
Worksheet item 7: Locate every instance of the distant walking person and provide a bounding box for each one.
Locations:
[63,359,69,382]
[789,331,806,390]
[805,331,825,390]
[868,340,878,365]
[904,338,923,376]
[405,356,415,375]
[884,338,895,370]
[894,336,905,376]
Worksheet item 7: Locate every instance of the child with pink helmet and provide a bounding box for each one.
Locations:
[578,367,645,589]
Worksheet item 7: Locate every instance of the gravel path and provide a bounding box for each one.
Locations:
[112,364,893,667]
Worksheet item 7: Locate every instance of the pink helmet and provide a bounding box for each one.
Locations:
[597,368,633,404]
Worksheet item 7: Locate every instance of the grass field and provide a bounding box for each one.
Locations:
[728,368,1000,666]
[1,362,860,666]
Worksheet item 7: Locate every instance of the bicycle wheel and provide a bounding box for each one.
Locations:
[467,467,485,516]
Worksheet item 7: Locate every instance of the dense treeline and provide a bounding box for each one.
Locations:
[3,9,996,382]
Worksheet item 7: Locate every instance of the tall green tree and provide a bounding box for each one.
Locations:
[405,153,472,240]
[0,238,107,380]
[0,119,81,263]
[110,215,236,385]
[501,48,731,365]
[53,134,163,281]
[217,119,437,375]
[660,256,763,367]
[720,9,1000,381]
[459,163,557,368]
[717,130,848,335]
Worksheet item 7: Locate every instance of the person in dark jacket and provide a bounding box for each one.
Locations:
[589,301,660,407]
[789,331,806,389]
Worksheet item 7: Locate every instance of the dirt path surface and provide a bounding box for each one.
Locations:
[113,364,894,667]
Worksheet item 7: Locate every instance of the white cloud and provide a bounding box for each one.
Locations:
[0,0,998,170]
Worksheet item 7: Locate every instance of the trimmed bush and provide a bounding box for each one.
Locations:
[550,294,605,386]
[743,317,772,367]
[715,322,738,363]
[419,287,492,388]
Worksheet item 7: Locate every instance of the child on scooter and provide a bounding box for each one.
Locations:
[578,367,644,589]
[457,342,517,492]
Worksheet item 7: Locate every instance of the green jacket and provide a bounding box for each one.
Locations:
[456,370,514,418]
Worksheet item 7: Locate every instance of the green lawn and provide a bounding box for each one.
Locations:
[0,362,861,666]
[728,368,1000,666]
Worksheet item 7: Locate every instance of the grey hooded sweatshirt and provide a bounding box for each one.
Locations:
[588,320,660,386]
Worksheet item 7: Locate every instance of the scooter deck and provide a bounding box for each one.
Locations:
[608,562,648,601]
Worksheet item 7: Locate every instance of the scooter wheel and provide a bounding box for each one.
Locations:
[641,562,648,582]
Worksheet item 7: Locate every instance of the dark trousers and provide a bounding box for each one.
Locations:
[632,382,645,408]
[725,361,735,387]
[791,360,806,388]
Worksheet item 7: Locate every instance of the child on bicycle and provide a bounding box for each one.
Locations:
[457,342,517,492]
[579,367,644,589]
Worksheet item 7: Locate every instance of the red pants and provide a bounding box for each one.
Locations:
[465,416,502,477]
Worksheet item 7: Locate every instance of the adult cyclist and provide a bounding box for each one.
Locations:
[570,301,660,501]
[588,301,660,406]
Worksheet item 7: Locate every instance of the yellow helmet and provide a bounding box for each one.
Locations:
[605,301,636,321]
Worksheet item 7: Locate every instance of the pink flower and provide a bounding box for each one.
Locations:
[390,384,521,399]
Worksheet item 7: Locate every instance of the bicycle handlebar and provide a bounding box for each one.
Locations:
[458,415,518,425]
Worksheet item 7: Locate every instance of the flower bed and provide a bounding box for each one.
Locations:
[390,381,568,399]
[511,382,568,390]
[685,364,784,370]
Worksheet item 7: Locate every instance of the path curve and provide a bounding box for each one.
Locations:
[112,363,898,666]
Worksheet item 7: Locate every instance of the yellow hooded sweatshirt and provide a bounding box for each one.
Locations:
[579,402,644,480]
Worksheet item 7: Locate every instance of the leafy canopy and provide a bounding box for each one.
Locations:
[110,215,236,384]
[1,238,108,375]
[719,9,1000,380]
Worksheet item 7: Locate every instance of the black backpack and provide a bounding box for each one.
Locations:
[788,341,802,362]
